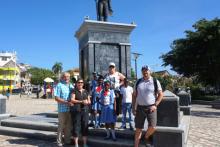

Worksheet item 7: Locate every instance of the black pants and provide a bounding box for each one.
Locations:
[115,90,122,116]
[71,109,89,137]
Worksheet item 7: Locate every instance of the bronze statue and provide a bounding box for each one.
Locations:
[95,0,113,22]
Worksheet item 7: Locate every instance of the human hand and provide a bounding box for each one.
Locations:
[150,105,157,112]
[82,100,88,105]
[113,109,116,116]
[68,101,74,106]
[132,109,136,116]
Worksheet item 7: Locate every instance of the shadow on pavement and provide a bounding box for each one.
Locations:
[191,110,220,118]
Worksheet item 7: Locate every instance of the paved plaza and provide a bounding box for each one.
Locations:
[0,95,220,147]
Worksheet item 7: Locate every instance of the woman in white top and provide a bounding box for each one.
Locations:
[104,62,125,115]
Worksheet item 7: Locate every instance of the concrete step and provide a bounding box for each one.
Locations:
[180,115,191,144]
[1,118,134,139]
[180,106,191,115]
[0,126,56,141]
[0,119,57,132]
[45,112,132,122]
[0,125,145,147]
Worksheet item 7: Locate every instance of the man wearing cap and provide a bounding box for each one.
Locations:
[132,65,163,147]
[104,62,125,115]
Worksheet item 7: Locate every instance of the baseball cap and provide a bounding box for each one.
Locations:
[109,62,115,67]
[141,65,150,71]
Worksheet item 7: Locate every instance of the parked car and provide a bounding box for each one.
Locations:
[12,88,23,94]
[32,86,41,93]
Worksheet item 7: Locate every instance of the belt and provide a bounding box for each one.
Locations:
[137,104,155,109]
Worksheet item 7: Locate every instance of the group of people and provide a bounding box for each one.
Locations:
[54,62,163,147]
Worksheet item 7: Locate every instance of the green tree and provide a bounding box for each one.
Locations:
[131,68,135,79]
[52,62,63,79]
[152,73,173,91]
[27,67,55,85]
[161,18,220,88]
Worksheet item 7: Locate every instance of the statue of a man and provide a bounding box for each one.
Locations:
[96,0,113,22]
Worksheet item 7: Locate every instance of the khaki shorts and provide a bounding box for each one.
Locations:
[135,105,157,129]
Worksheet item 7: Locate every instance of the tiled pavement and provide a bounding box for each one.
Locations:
[1,95,220,147]
[186,105,220,147]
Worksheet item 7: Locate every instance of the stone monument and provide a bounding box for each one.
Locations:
[177,90,191,115]
[0,94,10,121]
[75,19,136,81]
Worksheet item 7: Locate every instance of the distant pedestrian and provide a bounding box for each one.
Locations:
[70,78,91,147]
[6,88,10,99]
[119,78,134,130]
[132,65,163,147]
[99,80,117,141]
[54,72,74,147]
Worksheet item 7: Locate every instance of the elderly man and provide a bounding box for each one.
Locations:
[132,65,163,147]
[54,72,74,147]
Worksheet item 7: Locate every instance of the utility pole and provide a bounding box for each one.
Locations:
[132,52,142,79]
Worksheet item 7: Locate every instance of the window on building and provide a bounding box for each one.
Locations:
[2,57,8,61]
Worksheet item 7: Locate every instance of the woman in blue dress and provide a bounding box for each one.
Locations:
[99,80,117,141]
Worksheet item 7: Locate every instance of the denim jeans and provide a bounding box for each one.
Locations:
[122,103,133,127]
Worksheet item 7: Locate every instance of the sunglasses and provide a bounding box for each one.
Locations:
[77,82,84,84]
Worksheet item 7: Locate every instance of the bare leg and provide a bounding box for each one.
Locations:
[134,128,142,147]
[144,126,156,139]
[73,137,78,146]
[82,136,87,145]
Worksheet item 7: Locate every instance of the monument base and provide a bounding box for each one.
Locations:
[180,106,191,115]
[0,114,10,121]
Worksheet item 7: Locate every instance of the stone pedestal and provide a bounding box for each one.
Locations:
[154,90,190,147]
[157,91,180,127]
[0,94,10,121]
[177,90,191,115]
[75,20,136,80]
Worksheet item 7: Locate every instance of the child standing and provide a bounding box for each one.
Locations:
[99,80,117,141]
[91,76,104,128]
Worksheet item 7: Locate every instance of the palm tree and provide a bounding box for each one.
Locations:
[52,62,63,79]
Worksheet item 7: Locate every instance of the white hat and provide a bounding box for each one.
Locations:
[109,62,116,67]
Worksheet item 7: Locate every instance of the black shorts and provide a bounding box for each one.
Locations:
[135,105,157,129]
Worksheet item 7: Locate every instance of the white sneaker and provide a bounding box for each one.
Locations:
[57,143,63,147]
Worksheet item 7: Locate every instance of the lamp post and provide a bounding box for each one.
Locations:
[132,52,142,79]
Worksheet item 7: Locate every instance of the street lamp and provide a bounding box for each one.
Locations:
[132,52,142,79]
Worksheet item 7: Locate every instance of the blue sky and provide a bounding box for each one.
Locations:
[0,0,219,77]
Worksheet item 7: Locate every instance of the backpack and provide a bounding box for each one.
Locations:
[135,77,158,96]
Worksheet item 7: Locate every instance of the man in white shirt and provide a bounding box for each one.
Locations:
[120,78,134,130]
[132,65,163,147]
